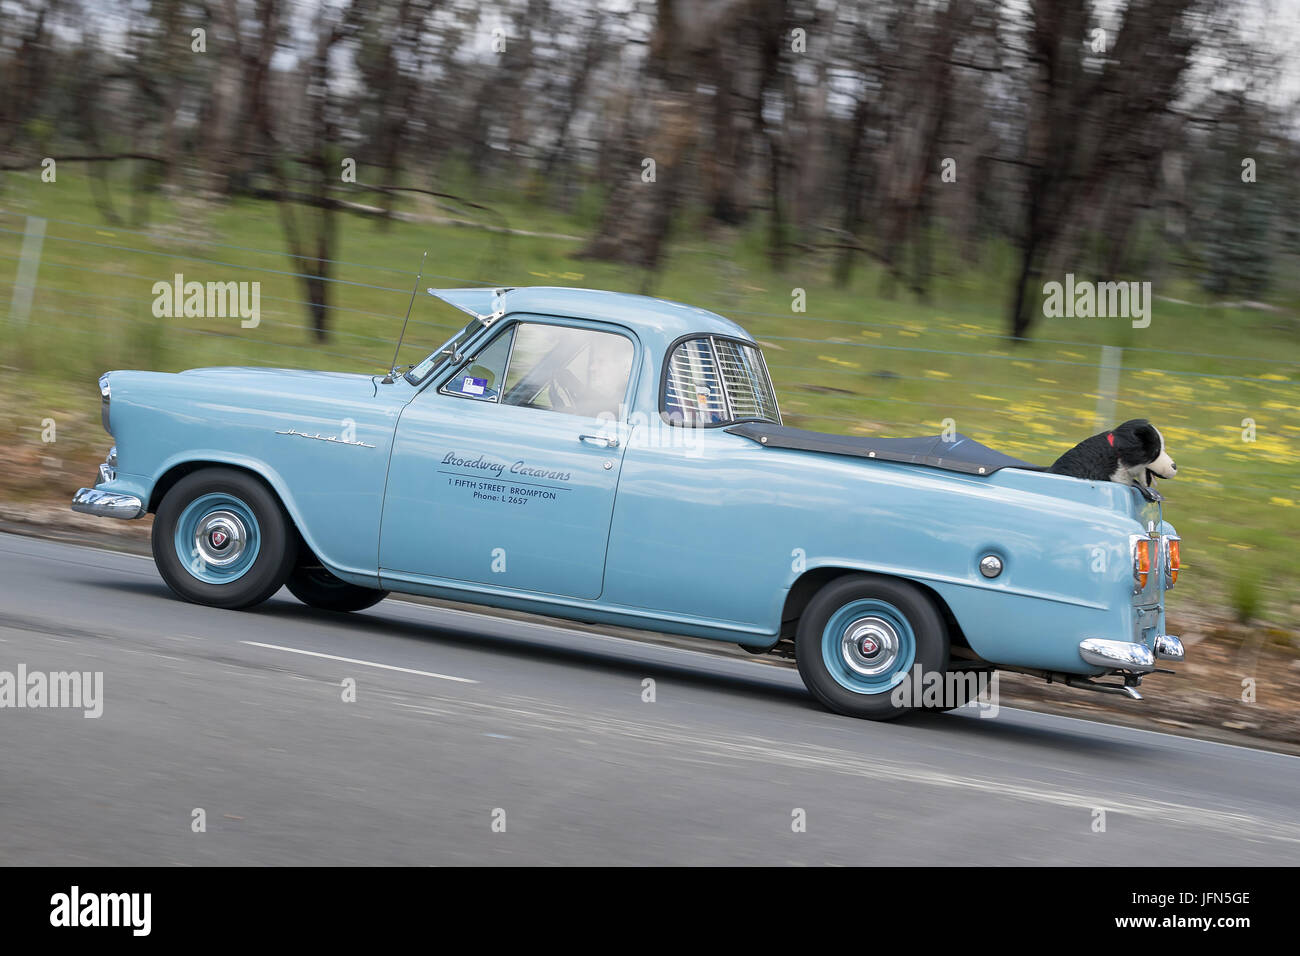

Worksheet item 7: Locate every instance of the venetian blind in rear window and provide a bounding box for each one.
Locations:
[663,336,780,426]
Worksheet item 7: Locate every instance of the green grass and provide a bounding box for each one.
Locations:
[2,165,1298,629]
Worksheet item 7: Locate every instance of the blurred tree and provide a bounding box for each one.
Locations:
[1194,106,1276,298]
[0,0,57,151]
[537,8,608,202]
[261,0,370,341]
[574,0,730,280]
[873,0,974,299]
[229,0,289,195]
[2,0,1291,345]
[356,0,439,227]
[1006,0,1207,339]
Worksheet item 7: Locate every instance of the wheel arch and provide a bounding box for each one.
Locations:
[148,458,301,609]
[149,457,316,554]
[148,455,375,588]
[781,566,973,655]
[149,458,281,513]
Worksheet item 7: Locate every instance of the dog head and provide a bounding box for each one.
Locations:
[1112,419,1176,486]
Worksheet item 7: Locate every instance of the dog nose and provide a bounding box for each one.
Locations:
[1170,461,1177,472]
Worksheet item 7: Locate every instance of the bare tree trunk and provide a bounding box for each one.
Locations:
[260,1,367,341]
[833,88,873,287]
[1007,0,1201,339]
[753,0,790,269]
[576,0,744,277]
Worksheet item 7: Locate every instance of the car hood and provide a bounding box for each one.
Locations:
[177,366,383,400]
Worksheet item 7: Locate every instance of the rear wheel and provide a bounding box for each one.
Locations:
[795,574,948,720]
[152,467,297,609]
[287,563,388,613]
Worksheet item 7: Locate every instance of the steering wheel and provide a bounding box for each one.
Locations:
[547,368,583,412]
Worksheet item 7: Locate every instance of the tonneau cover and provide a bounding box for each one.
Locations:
[726,422,1042,476]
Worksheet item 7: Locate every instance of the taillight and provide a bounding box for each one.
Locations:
[1164,536,1181,588]
[1131,536,1152,593]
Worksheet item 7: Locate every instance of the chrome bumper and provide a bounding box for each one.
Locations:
[1077,635,1183,673]
[71,445,145,519]
[1079,638,1153,673]
[72,487,145,519]
[1153,634,1184,662]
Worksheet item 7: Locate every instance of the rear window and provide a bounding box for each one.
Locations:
[663,336,780,426]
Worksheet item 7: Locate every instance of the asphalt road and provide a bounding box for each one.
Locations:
[2,531,1297,866]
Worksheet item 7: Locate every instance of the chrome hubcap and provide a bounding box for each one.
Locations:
[194,511,248,568]
[840,616,901,677]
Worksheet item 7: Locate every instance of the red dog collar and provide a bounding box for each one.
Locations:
[1107,432,1115,446]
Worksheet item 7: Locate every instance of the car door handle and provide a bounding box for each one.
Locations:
[579,434,619,448]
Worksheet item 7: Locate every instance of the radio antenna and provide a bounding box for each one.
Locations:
[382,250,427,383]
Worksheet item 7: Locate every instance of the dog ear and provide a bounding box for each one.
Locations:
[1133,422,1162,461]
[1113,420,1160,465]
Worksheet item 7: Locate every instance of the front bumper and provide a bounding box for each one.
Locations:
[1078,634,1184,674]
[72,487,146,519]
[71,446,146,519]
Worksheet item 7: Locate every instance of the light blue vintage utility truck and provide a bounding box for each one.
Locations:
[73,286,1184,719]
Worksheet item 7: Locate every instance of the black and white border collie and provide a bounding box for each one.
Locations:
[1048,419,1177,488]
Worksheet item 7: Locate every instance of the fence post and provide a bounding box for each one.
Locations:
[8,215,46,326]
[1095,344,1122,429]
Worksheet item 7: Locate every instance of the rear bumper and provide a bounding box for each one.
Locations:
[72,487,146,519]
[1153,634,1185,662]
[1081,634,1185,671]
[1078,635,1184,673]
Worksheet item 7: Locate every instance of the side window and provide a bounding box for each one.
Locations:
[501,323,633,419]
[441,326,515,401]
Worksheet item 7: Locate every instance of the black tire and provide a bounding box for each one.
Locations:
[287,564,388,612]
[152,467,297,610]
[795,574,949,720]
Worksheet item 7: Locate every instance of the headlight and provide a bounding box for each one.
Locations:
[98,373,111,434]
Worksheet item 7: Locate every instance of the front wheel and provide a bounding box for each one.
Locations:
[795,574,949,720]
[287,564,388,613]
[152,467,297,609]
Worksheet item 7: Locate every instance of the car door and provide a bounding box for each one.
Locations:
[379,317,637,600]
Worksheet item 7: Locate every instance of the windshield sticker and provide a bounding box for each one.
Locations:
[461,376,488,395]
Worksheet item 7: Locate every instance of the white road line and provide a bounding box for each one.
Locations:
[240,641,477,684]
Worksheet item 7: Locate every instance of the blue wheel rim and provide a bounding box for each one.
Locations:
[173,493,261,584]
[820,598,916,695]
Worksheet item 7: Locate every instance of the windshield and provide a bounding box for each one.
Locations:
[404,318,484,385]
